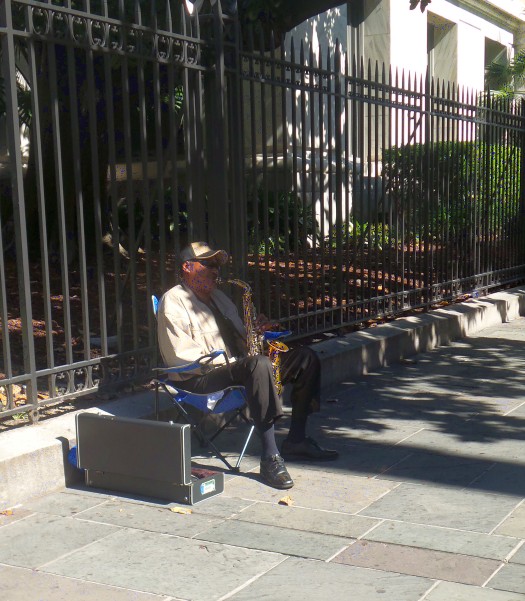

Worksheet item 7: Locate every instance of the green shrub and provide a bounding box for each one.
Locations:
[247,188,319,254]
[382,140,521,241]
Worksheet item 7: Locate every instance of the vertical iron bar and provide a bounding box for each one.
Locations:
[399,68,407,309]
[120,0,138,350]
[517,98,525,276]
[343,53,351,321]
[152,20,166,295]
[280,40,291,327]
[103,18,123,355]
[0,0,37,405]
[26,12,54,384]
[247,28,259,284]
[423,71,431,306]
[350,56,359,320]
[167,46,182,268]
[326,47,334,327]
[48,42,74,377]
[0,208,12,404]
[444,82,451,297]
[228,15,247,284]
[269,34,280,320]
[308,44,316,330]
[207,0,228,251]
[87,24,108,366]
[258,29,270,314]
[334,44,343,326]
[318,47,326,331]
[290,40,300,325]
[65,34,90,362]
[299,41,308,328]
[182,7,204,240]
[136,22,153,359]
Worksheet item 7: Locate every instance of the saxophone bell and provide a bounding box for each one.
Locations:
[266,339,289,396]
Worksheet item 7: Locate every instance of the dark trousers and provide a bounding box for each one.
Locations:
[181,346,320,428]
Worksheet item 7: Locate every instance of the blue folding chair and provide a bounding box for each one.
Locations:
[151,295,255,472]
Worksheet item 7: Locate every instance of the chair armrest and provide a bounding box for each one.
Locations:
[153,349,228,375]
[263,330,292,341]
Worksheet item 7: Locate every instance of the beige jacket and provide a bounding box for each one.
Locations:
[157,284,247,381]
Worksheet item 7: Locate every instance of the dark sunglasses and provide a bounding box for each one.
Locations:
[192,259,221,268]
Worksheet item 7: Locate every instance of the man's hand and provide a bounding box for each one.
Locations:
[255,314,277,333]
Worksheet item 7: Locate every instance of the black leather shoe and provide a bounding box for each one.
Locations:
[281,436,339,461]
[260,454,294,489]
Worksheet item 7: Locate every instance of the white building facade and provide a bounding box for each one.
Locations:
[287,0,525,92]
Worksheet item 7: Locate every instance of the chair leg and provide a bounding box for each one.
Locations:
[157,381,254,472]
[207,411,255,472]
[234,424,255,471]
[200,437,237,472]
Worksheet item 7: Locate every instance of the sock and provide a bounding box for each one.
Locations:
[286,417,307,443]
[259,423,279,459]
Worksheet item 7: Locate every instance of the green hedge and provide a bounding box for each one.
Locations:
[382,141,522,240]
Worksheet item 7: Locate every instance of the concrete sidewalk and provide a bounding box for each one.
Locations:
[0,288,525,600]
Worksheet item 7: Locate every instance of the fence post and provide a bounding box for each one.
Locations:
[334,43,344,315]
[521,98,525,268]
[183,7,206,240]
[423,69,432,306]
[226,15,248,278]
[202,1,229,252]
[0,0,38,416]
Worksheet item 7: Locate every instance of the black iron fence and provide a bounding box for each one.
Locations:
[233,41,525,334]
[1,0,524,421]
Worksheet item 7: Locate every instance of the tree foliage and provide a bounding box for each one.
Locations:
[409,0,432,12]
[486,51,525,98]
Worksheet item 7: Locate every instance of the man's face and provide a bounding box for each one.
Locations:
[182,258,221,296]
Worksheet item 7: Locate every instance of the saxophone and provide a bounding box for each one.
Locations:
[217,278,289,395]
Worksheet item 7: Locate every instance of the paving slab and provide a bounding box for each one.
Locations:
[332,539,501,585]
[225,467,398,513]
[228,556,434,601]
[508,403,525,418]
[234,501,380,538]
[424,581,525,601]
[363,520,521,560]
[0,506,33,526]
[400,429,525,464]
[470,463,525,499]
[22,490,107,517]
[0,513,120,569]
[179,492,256,519]
[76,498,226,537]
[322,415,432,445]
[194,519,349,560]
[376,450,492,487]
[360,482,521,533]
[64,482,257,519]
[486,563,525,595]
[508,543,525,565]
[41,527,284,601]
[497,506,525,538]
[275,440,412,478]
[0,564,166,601]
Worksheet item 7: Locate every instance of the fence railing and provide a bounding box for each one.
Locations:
[1,0,524,422]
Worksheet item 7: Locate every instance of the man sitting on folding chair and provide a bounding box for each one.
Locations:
[157,241,339,490]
